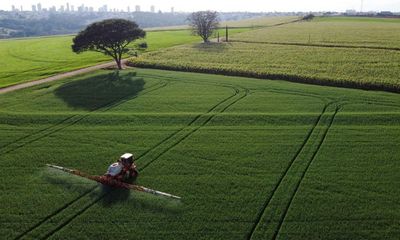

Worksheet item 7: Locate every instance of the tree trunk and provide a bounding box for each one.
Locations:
[115,58,122,70]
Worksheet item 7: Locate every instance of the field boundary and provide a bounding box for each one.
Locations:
[128,63,400,94]
[230,40,400,52]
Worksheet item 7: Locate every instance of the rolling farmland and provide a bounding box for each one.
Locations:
[0,69,399,239]
[0,28,249,88]
[130,17,400,92]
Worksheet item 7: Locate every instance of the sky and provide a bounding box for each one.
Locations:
[1,0,399,12]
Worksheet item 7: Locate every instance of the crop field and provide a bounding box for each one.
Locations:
[130,17,400,92]
[0,69,399,239]
[0,28,249,88]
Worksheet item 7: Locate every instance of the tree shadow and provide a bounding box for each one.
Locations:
[192,42,230,53]
[54,71,144,110]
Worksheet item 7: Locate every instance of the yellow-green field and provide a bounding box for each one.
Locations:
[130,17,400,92]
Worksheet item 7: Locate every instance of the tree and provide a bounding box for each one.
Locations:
[303,14,315,21]
[187,11,219,43]
[72,19,145,70]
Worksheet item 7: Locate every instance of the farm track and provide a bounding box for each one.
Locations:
[13,78,249,240]
[1,79,168,156]
[247,101,340,240]
[0,60,129,94]
[230,40,400,52]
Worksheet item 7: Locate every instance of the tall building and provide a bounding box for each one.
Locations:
[99,5,108,12]
[59,5,65,12]
[127,6,130,12]
[32,5,37,12]
[20,6,23,11]
[37,3,42,12]
[171,7,174,14]
[150,5,155,13]
[11,5,16,11]
[135,5,141,12]
[66,3,70,12]
[77,4,84,12]
[71,5,74,11]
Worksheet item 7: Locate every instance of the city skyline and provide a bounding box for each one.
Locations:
[2,0,400,12]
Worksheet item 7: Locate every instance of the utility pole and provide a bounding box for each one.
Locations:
[225,25,229,42]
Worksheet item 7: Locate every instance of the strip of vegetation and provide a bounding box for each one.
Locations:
[128,59,400,93]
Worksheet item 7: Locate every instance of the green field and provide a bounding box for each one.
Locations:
[0,69,399,239]
[130,17,400,92]
[0,28,249,88]
[315,16,400,23]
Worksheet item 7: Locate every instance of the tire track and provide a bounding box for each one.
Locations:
[13,186,97,240]
[11,79,169,240]
[39,83,249,240]
[247,102,339,240]
[272,105,340,240]
[1,79,168,156]
[14,78,245,240]
[246,101,329,240]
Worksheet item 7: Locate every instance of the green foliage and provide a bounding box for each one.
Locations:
[72,19,146,69]
[0,69,399,239]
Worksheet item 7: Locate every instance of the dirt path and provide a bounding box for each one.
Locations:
[0,59,128,94]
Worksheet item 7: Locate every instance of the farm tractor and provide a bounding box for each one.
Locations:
[47,153,181,200]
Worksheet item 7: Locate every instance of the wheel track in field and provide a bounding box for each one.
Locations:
[247,101,341,240]
[14,79,248,240]
[10,79,169,240]
[1,79,168,156]
[246,101,329,240]
[39,83,249,240]
[272,105,340,240]
[12,77,240,240]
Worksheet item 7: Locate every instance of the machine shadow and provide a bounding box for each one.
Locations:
[55,71,144,110]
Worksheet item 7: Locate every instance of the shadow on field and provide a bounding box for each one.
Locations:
[193,42,229,52]
[99,185,182,212]
[100,186,131,206]
[55,71,144,110]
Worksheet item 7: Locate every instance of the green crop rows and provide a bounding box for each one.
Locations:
[0,69,399,239]
[130,17,400,92]
[0,28,249,88]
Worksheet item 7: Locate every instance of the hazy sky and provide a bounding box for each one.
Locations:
[1,0,399,12]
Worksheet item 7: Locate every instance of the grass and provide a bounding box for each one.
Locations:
[0,28,248,88]
[315,16,400,23]
[0,69,399,239]
[129,17,400,92]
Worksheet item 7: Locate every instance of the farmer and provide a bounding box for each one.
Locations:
[105,153,138,182]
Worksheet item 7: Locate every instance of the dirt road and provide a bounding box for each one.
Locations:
[0,59,128,94]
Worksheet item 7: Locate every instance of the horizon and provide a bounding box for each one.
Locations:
[1,0,400,13]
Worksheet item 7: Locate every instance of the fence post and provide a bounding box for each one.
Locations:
[225,25,229,42]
